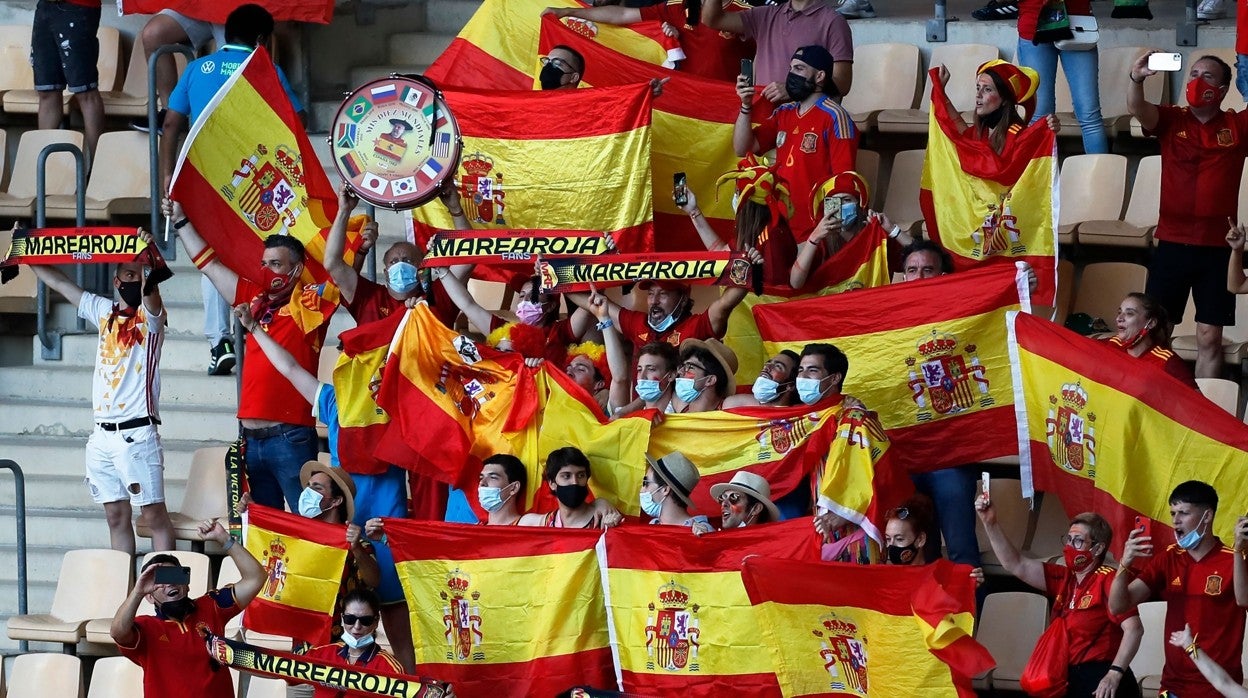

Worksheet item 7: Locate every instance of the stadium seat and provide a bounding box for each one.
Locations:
[1170,292,1247,369]
[7,653,82,698]
[1022,490,1068,561]
[83,550,212,646]
[855,149,880,209]
[44,131,152,221]
[1196,377,1239,416]
[0,129,86,219]
[461,279,513,334]
[840,43,920,133]
[135,446,230,548]
[1077,155,1159,249]
[0,226,45,315]
[98,41,187,119]
[2,26,122,115]
[1071,262,1147,327]
[0,25,35,104]
[85,656,142,698]
[6,548,132,651]
[876,43,998,134]
[1059,154,1128,246]
[318,342,341,385]
[973,591,1049,691]
[1052,258,1076,327]
[1053,47,1167,137]
[245,676,289,698]
[974,477,1030,574]
[1131,600,1167,695]
[880,149,926,233]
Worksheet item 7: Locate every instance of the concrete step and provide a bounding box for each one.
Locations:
[0,366,238,407]
[0,507,115,549]
[33,332,221,373]
[347,64,432,89]
[0,397,237,443]
[426,0,480,35]
[387,32,455,66]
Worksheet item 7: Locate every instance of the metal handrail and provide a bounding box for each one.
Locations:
[364,203,378,282]
[0,460,29,653]
[148,44,197,259]
[35,143,87,360]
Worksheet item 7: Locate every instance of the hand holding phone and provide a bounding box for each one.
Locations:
[1134,515,1152,540]
[1147,52,1182,72]
[981,472,991,499]
[673,172,688,208]
[740,58,753,87]
[153,565,191,586]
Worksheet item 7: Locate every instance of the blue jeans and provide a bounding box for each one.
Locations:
[202,275,230,345]
[1237,53,1248,102]
[245,425,317,511]
[912,467,981,567]
[1016,39,1108,155]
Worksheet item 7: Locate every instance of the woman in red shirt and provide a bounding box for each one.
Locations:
[1107,292,1198,389]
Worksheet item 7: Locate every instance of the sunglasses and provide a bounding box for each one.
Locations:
[342,613,377,627]
[540,56,575,74]
[718,492,744,505]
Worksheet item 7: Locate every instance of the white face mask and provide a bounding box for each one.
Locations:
[341,632,375,649]
[795,376,826,405]
[297,487,325,518]
[640,489,665,518]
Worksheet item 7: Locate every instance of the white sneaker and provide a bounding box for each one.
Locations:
[836,0,877,18]
[1197,0,1227,20]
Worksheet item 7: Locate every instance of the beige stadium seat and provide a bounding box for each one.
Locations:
[1197,377,1239,416]
[1170,292,1247,368]
[136,446,229,547]
[1131,601,1167,695]
[1071,262,1147,327]
[6,549,131,650]
[45,131,152,221]
[0,226,46,315]
[85,656,142,698]
[1059,154,1128,246]
[1053,47,1167,136]
[877,43,998,134]
[246,677,290,698]
[1077,155,1159,249]
[1022,490,1069,560]
[841,43,921,133]
[1179,48,1245,111]
[881,149,926,232]
[318,342,341,384]
[0,25,34,106]
[3,26,122,115]
[83,550,212,645]
[100,45,189,118]
[0,129,86,219]
[1053,258,1075,327]
[855,149,880,209]
[7,653,83,698]
[974,477,1030,574]
[973,591,1049,691]
[461,278,513,334]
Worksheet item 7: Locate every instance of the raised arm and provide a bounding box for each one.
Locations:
[589,287,632,412]
[701,0,746,33]
[934,65,968,132]
[1108,527,1154,615]
[706,247,761,336]
[792,215,835,289]
[974,493,1045,589]
[543,5,642,24]
[347,524,380,589]
[681,188,729,252]
[203,520,266,607]
[436,267,497,333]
[164,198,238,303]
[324,186,363,302]
[1169,624,1248,697]
[234,304,319,404]
[1127,52,1161,132]
[28,262,84,307]
[567,290,623,327]
[733,75,759,157]
[1228,221,1248,293]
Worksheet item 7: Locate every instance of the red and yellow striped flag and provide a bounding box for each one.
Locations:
[601,519,818,696]
[742,557,994,697]
[119,0,333,23]
[332,312,404,476]
[385,520,612,697]
[817,406,912,546]
[919,68,1058,305]
[1009,311,1248,553]
[242,505,350,643]
[170,46,360,295]
[754,264,1031,474]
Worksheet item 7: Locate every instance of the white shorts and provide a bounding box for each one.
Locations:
[85,424,166,506]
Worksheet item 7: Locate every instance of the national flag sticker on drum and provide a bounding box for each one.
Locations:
[346,97,371,123]
[391,177,418,197]
[360,173,389,195]
[371,83,398,104]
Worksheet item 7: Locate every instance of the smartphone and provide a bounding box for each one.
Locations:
[740,58,754,86]
[1134,515,1152,539]
[1147,52,1182,72]
[673,172,688,207]
[154,565,191,586]
[981,471,991,498]
[823,194,848,221]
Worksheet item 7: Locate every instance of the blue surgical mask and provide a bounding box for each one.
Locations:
[640,490,664,518]
[648,311,677,333]
[478,485,512,513]
[1177,511,1209,551]
[675,377,702,403]
[386,261,419,294]
[636,378,664,402]
[341,632,375,649]
[841,201,859,228]
[297,487,325,518]
[752,376,781,403]
[796,376,826,405]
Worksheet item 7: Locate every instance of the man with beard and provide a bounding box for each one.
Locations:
[111,520,265,697]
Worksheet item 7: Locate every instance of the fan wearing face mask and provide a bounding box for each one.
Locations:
[977,496,1144,698]
[1105,292,1197,389]
[722,350,800,409]
[590,286,681,418]
[881,495,936,567]
[640,452,713,534]
[1110,480,1248,698]
[518,447,625,529]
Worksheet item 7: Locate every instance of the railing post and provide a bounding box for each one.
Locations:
[1176,0,1199,46]
[0,460,28,653]
[34,143,86,360]
[147,44,197,260]
[364,203,378,283]
[927,0,949,43]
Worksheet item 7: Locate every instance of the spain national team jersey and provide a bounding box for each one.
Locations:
[79,293,165,421]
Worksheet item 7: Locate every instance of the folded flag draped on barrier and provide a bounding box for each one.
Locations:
[537,251,752,293]
[599,519,818,696]
[920,68,1058,306]
[1008,311,1248,554]
[118,0,334,23]
[243,505,350,643]
[385,520,612,698]
[408,84,654,284]
[332,312,405,475]
[420,229,612,267]
[741,557,994,698]
[170,46,360,306]
[754,264,1031,474]
[0,227,172,289]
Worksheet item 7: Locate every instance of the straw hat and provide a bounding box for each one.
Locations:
[708,471,780,522]
[299,460,357,522]
[645,451,702,509]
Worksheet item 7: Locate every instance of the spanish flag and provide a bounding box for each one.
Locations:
[170,46,360,294]
[1008,311,1248,554]
[919,68,1058,306]
[332,312,404,476]
[242,505,350,643]
[119,0,334,23]
[741,557,994,697]
[425,0,678,91]
[818,405,912,547]
[408,83,655,282]
[753,264,1031,474]
[373,303,537,488]
[385,520,612,697]
[600,519,818,696]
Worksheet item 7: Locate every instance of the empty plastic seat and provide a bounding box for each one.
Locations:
[3,26,122,115]
[1077,155,1159,249]
[973,591,1049,691]
[1053,46,1167,136]
[880,149,926,232]
[136,446,230,546]
[854,149,881,209]
[1059,154,1128,245]
[1071,262,1147,327]
[1023,490,1069,560]
[1131,601,1167,694]
[0,25,35,103]
[0,129,87,219]
[6,548,132,650]
[7,653,83,698]
[44,131,152,221]
[245,676,290,698]
[877,44,999,134]
[1170,292,1247,368]
[86,656,143,698]
[1197,377,1239,416]
[83,550,212,645]
[974,477,1030,573]
[841,43,921,132]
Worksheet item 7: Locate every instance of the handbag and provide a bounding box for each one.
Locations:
[1055,15,1099,51]
[1019,614,1070,697]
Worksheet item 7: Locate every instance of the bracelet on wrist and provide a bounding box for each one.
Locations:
[739,106,751,114]
[221,537,235,551]
[1108,665,1125,675]
[1129,72,1145,84]
[172,218,190,230]
[596,318,613,331]
[689,210,703,219]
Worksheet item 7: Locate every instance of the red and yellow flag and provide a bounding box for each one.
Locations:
[119,0,333,23]
[919,68,1058,305]
[817,405,912,546]
[170,46,360,293]
[409,83,654,283]
[1009,311,1248,554]
[385,520,612,698]
[754,264,1031,474]
[332,312,404,476]
[242,505,350,643]
[600,519,819,696]
[742,557,994,697]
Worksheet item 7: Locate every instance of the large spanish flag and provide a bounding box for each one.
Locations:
[119,0,333,23]
[742,557,994,697]
[818,405,912,547]
[242,505,350,643]
[919,68,1058,306]
[425,0,677,91]
[408,83,654,281]
[1008,311,1248,554]
[754,264,1031,474]
[332,312,404,476]
[599,519,818,696]
[385,520,611,697]
[170,46,359,290]
[373,303,537,488]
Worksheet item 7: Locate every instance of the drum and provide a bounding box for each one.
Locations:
[329,75,462,210]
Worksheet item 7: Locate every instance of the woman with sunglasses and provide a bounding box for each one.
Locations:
[976,495,1143,697]
[882,495,937,566]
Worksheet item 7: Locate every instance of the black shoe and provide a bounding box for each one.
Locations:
[209,339,236,376]
[971,0,1019,20]
[130,109,166,135]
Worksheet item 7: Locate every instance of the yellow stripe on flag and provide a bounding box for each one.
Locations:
[916,610,978,652]
[245,524,346,612]
[333,345,390,429]
[649,111,739,222]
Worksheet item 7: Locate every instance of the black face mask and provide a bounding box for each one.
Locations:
[159,596,196,621]
[540,64,569,91]
[886,543,919,565]
[554,483,590,508]
[785,71,817,102]
[118,279,143,309]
